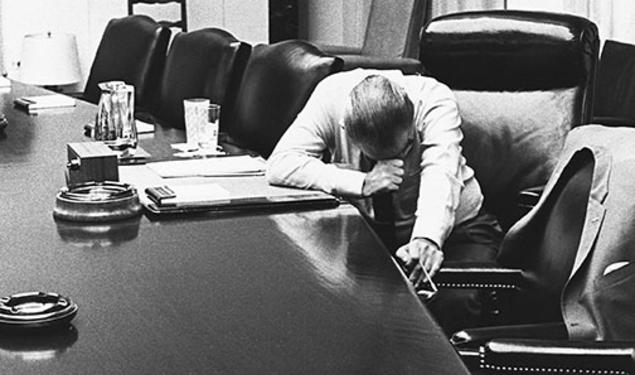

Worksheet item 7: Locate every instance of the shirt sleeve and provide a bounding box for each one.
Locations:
[410,82,465,249]
[266,79,366,197]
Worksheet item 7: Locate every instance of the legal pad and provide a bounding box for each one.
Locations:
[119,159,339,215]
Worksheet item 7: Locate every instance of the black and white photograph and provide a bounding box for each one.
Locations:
[1,0,634,374]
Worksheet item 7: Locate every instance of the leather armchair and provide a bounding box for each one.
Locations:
[222,40,342,158]
[434,125,635,374]
[152,28,251,129]
[319,0,427,74]
[83,15,171,109]
[592,40,635,126]
[419,10,599,230]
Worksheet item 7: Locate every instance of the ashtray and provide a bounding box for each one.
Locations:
[53,181,142,222]
[0,292,78,330]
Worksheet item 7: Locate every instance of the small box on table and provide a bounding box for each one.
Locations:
[66,142,118,186]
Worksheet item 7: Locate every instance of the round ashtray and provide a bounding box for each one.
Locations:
[0,292,78,330]
[53,181,142,222]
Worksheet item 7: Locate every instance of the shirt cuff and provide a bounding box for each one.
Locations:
[410,217,450,250]
[330,168,366,196]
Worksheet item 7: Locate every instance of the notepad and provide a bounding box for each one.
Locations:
[147,155,266,178]
[14,94,76,111]
[146,183,231,207]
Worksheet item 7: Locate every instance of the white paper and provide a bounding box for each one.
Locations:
[161,183,231,206]
[18,94,76,109]
[147,155,266,178]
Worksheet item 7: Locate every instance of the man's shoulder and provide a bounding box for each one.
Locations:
[401,74,455,102]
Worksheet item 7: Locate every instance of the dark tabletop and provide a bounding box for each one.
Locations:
[0,82,468,374]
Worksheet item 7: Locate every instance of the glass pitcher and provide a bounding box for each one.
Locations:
[94,81,137,150]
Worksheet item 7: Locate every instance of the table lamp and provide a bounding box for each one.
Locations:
[19,32,81,90]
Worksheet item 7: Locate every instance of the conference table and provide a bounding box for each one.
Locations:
[0,82,469,374]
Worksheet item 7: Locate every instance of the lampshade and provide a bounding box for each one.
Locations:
[20,32,81,86]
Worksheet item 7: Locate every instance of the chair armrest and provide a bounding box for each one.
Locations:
[317,44,363,55]
[338,55,422,74]
[497,185,545,230]
[518,185,543,210]
[592,116,635,127]
[451,322,568,349]
[481,339,635,374]
[435,263,525,291]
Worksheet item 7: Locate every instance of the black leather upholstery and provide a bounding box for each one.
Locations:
[153,28,251,129]
[224,40,343,158]
[481,339,635,374]
[84,15,170,107]
[593,40,635,126]
[419,10,599,229]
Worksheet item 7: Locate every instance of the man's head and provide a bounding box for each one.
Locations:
[344,75,414,160]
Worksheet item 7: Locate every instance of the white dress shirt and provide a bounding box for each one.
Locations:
[267,69,483,249]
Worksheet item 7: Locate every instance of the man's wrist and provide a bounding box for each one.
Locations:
[412,237,440,250]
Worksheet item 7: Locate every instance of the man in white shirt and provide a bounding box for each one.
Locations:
[267,69,502,333]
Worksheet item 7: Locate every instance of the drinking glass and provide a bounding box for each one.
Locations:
[202,103,220,151]
[183,98,209,148]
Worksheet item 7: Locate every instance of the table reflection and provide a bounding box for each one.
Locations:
[0,325,78,362]
[55,216,141,249]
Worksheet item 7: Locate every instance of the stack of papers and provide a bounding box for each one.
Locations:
[147,155,266,178]
[146,183,230,207]
[14,94,76,111]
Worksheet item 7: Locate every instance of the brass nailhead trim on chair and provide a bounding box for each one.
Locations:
[437,282,516,289]
[478,347,628,374]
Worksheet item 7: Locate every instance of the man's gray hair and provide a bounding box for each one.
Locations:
[344,74,414,150]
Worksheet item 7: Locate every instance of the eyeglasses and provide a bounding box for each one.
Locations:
[410,258,438,302]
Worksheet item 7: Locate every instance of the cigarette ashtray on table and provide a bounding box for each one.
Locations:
[53,181,142,222]
[0,292,78,330]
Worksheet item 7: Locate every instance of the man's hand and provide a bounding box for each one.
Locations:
[396,237,444,281]
[362,159,404,196]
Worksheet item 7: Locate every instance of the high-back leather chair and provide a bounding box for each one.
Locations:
[419,10,599,230]
[441,125,635,375]
[84,15,170,108]
[128,0,187,31]
[593,40,635,126]
[153,28,251,129]
[320,0,428,74]
[224,40,343,158]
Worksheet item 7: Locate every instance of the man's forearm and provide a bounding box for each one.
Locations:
[267,152,366,196]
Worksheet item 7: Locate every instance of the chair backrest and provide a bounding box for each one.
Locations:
[153,28,251,129]
[128,0,187,31]
[593,40,635,122]
[84,15,170,107]
[226,40,343,158]
[419,10,599,229]
[362,0,428,59]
